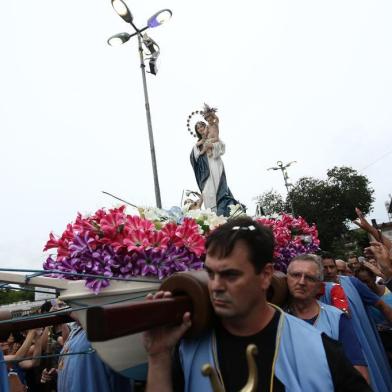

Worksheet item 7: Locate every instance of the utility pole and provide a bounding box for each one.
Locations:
[268,161,297,215]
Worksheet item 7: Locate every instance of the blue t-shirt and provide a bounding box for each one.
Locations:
[304,313,366,366]
[348,276,380,306]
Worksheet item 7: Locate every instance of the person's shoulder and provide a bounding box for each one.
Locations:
[319,302,344,316]
[342,275,363,290]
[180,330,213,350]
[346,275,358,284]
[283,311,322,333]
[347,275,374,293]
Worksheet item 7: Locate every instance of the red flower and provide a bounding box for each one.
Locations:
[174,218,205,256]
[100,209,127,239]
[123,229,152,252]
[146,230,170,249]
[125,215,154,232]
[161,222,178,241]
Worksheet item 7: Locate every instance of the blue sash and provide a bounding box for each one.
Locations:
[179,308,333,392]
[321,276,392,392]
[313,301,341,340]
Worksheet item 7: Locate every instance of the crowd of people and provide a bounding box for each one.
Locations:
[1,210,392,391]
[144,211,392,392]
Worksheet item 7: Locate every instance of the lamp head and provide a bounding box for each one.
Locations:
[147,9,172,28]
[111,0,134,23]
[107,32,131,46]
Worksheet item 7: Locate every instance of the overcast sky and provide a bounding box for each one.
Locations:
[1,0,391,270]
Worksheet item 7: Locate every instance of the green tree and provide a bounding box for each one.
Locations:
[0,287,34,305]
[287,166,374,250]
[256,189,286,216]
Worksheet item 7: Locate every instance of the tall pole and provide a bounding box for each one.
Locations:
[137,34,162,208]
[268,161,296,215]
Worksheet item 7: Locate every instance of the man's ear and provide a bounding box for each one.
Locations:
[260,263,274,290]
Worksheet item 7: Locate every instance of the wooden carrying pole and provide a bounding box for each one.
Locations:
[87,296,193,342]
[0,311,74,336]
[86,270,288,342]
[87,270,214,342]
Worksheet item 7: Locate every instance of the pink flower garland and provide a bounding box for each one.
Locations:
[43,206,205,293]
[257,214,320,272]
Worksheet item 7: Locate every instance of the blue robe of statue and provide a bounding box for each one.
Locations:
[321,276,392,392]
[190,141,239,217]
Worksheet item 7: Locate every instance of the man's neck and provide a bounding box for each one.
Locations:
[325,276,339,284]
[290,299,319,320]
[221,302,275,336]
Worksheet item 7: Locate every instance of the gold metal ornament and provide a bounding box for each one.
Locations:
[240,344,258,392]
[201,343,259,392]
[202,364,225,392]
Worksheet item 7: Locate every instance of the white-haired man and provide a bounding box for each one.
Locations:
[286,254,369,382]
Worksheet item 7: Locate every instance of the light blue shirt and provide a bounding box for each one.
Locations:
[57,326,132,392]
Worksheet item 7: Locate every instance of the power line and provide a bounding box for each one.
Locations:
[360,148,392,172]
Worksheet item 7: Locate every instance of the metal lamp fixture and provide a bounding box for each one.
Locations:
[147,9,173,28]
[108,0,172,209]
[111,0,133,23]
[107,32,131,46]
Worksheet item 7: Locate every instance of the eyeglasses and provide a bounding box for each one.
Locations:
[287,271,320,283]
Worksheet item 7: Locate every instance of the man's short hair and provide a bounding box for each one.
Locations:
[205,216,274,273]
[321,252,336,264]
[356,265,375,279]
[289,254,324,280]
[40,301,52,314]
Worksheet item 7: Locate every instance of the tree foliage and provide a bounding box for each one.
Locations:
[0,288,34,305]
[288,166,374,250]
[256,189,286,216]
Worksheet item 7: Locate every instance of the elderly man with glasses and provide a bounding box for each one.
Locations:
[286,254,369,383]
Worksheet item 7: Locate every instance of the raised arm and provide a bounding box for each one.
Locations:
[365,242,392,281]
[5,329,36,362]
[19,330,44,369]
[144,291,191,392]
[353,208,392,250]
[210,112,219,124]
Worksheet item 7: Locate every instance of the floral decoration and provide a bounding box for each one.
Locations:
[43,205,209,293]
[43,204,320,293]
[257,213,320,272]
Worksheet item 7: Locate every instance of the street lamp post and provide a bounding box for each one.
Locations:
[137,33,161,208]
[108,0,172,209]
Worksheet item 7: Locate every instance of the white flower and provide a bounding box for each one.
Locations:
[184,208,227,231]
[139,206,170,222]
[228,204,246,218]
[205,214,227,230]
